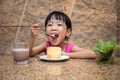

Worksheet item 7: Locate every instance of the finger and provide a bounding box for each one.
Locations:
[33,24,40,28]
[32,29,40,33]
[31,27,40,30]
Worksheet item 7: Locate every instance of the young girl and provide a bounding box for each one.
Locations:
[29,11,97,58]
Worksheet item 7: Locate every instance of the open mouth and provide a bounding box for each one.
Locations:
[50,33,59,42]
[51,34,59,38]
[46,33,59,39]
[50,34,59,41]
[46,33,58,38]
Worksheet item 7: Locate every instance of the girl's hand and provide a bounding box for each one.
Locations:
[61,51,67,55]
[31,24,41,37]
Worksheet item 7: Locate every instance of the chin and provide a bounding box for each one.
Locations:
[50,41,60,46]
[51,43,59,46]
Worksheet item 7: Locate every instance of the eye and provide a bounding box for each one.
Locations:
[57,23,63,26]
[47,23,52,26]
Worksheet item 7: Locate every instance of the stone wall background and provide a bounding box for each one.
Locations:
[0,0,119,56]
[116,0,120,56]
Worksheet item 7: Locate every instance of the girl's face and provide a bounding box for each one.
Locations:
[45,18,71,46]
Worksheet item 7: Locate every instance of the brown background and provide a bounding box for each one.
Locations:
[0,0,120,56]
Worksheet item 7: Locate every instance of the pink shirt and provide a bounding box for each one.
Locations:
[46,41,74,54]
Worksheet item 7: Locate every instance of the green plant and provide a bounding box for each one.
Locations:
[92,38,120,64]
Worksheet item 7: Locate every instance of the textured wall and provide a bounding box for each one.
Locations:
[116,0,120,56]
[0,0,119,55]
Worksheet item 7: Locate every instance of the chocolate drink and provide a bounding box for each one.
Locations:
[13,48,29,61]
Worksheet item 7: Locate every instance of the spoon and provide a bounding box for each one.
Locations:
[32,25,58,38]
[46,33,58,38]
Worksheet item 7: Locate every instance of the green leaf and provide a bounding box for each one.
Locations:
[111,38,117,45]
[92,46,105,54]
[113,45,120,51]
[97,39,105,50]
[105,41,113,53]
[109,38,120,51]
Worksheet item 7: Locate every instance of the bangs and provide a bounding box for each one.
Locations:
[45,12,67,27]
[48,14,65,22]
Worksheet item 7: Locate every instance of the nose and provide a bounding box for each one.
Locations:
[51,25,57,31]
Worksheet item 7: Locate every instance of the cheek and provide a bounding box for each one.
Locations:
[60,27,67,34]
[45,28,50,33]
[59,30,67,40]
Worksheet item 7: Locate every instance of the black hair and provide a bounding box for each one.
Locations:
[45,11,72,31]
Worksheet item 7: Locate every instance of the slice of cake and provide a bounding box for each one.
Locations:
[47,47,61,59]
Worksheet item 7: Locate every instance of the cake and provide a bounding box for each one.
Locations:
[47,47,61,59]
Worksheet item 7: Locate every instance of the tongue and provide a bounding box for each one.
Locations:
[53,37,57,39]
[52,35,58,41]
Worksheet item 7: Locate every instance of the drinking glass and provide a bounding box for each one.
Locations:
[12,42,29,64]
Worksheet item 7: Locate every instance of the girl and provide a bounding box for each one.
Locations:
[29,11,97,58]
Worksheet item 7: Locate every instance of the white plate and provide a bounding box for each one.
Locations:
[39,55,70,62]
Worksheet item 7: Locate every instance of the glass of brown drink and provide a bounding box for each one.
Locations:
[12,42,29,64]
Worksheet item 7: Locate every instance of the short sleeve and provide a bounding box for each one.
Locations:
[65,43,74,53]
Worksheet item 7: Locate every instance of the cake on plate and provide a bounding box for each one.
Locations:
[47,47,61,59]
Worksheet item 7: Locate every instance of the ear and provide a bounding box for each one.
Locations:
[66,29,71,37]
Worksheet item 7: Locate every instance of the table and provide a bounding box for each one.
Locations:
[0,55,120,80]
